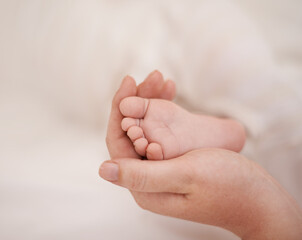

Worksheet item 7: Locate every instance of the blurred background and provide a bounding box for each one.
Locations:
[0,0,301,239]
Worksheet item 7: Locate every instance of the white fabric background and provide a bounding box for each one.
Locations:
[0,0,301,239]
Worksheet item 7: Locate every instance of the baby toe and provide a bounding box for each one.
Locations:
[119,97,149,119]
[146,143,164,160]
[121,117,139,131]
[133,138,148,157]
[127,126,144,141]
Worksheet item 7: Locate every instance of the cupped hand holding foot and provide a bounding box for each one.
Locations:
[101,71,302,240]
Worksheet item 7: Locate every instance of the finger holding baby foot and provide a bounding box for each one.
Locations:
[137,70,164,99]
[106,75,141,159]
[137,70,176,101]
[160,79,176,100]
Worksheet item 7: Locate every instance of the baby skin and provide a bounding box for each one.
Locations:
[120,96,246,160]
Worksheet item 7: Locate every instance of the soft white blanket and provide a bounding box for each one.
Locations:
[0,1,301,239]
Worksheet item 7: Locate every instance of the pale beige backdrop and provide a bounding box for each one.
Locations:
[0,1,301,240]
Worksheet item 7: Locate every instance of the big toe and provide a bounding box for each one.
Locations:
[119,97,149,118]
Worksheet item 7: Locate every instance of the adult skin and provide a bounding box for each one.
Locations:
[101,71,302,239]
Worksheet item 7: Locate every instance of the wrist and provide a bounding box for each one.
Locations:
[240,167,302,240]
[244,208,302,240]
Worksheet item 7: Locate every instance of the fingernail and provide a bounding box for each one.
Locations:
[100,162,119,181]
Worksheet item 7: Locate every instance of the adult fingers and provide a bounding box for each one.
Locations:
[137,70,176,101]
[137,70,164,98]
[106,75,139,159]
[160,79,176,100]
[99,157,194,193]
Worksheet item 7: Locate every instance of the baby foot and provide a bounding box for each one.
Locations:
[120,97,245,160]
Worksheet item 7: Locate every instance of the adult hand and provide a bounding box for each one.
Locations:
[100,148,302,240]
[102,71,302,239]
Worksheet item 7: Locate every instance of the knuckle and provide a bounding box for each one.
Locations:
[181,162,197,188]
[130,169,147,191]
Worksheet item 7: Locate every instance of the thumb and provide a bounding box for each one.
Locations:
[99,157,192,193]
